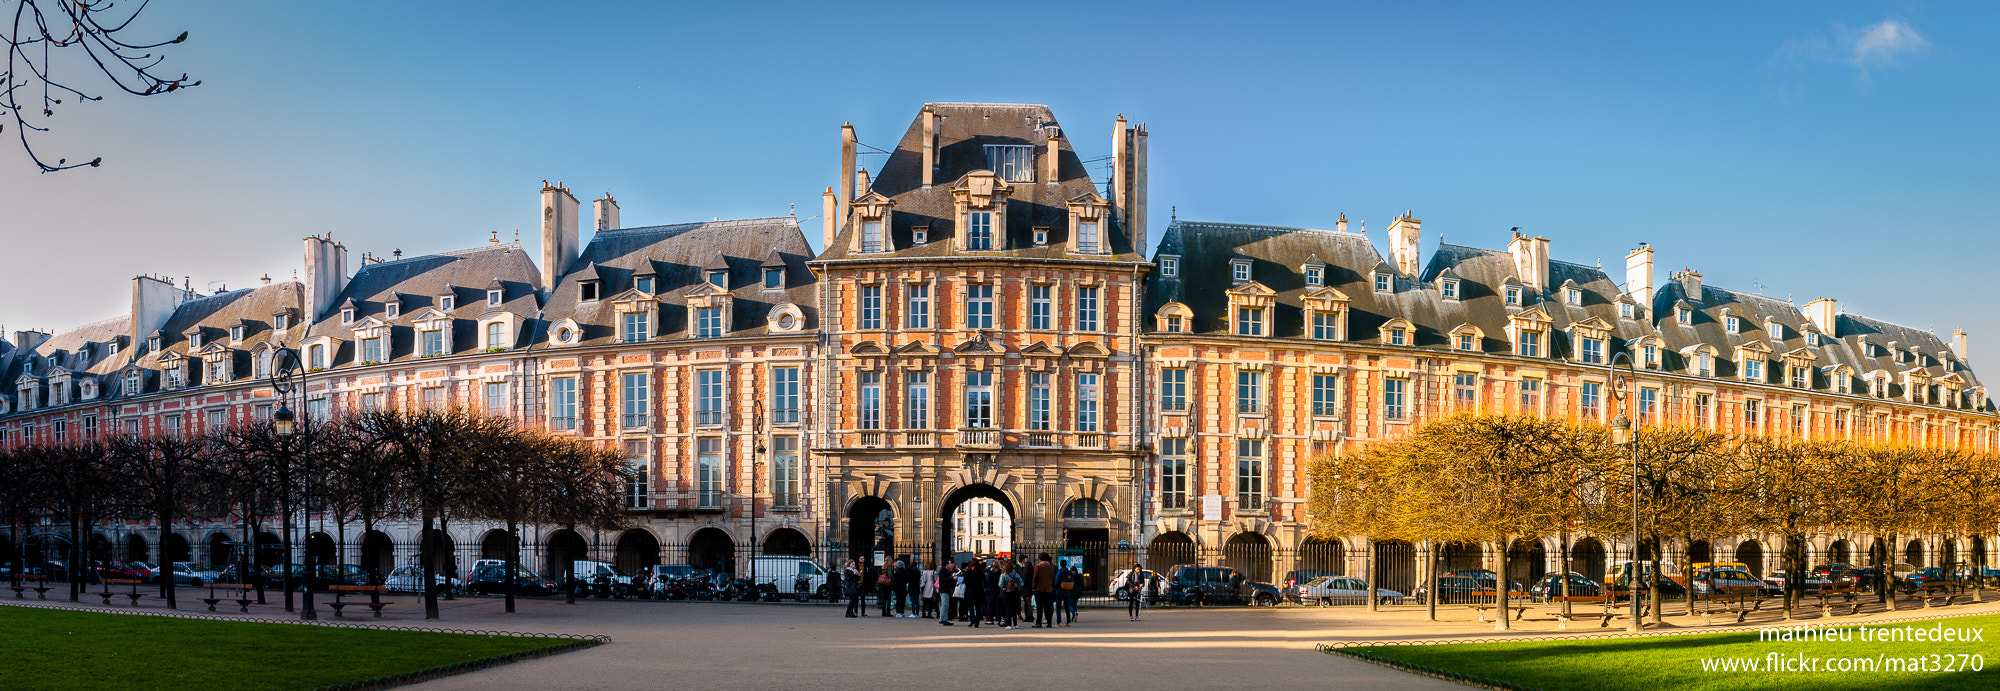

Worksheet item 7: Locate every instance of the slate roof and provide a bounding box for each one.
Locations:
[129,282,305,388]
[816,103,1147,263]
[305,244,541,367]
[0,316,136,406]
[542,217,817,346]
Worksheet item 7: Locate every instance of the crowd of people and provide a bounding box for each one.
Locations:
[838,553,1150,627]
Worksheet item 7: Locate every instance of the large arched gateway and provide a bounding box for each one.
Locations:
[936,484,1014,565]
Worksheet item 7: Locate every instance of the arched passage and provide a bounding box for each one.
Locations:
[1827,539,1852,566]
[1973,536,1988,568]
[124,534,148,563]
[1869,537,1888,567]
[1506,538,1546,587]
[1297,537,1345,576]
[420,529,457,576]
[614,529,660,574]
[254,531,284,567]
[1736,540,1765,577]
[687,527,735,575]
[764,528,810,556]
[479,530,512,561]
[1571,538,1607,581]
[306,532,337,568]
[1441,541,1483,573]
[937,484,1014,564]
[1687,540,1713,566]
[1904,539,1925,568]
[1942,540,1957,567]
[163,533,191,564]
[360,531,394,576]
[0,535,14,569]
[546,529,588,578]
[1373,539,1418,595]
[1223,532,1272,584]
[1146,532,1196,572]
[89,533,111,562]
[206,532,232,569]
[848,496,896,562]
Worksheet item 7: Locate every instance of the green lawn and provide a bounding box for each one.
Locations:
[1,606,583,690]
[1346,613,2000,690]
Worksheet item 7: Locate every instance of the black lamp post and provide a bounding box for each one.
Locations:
[1604,350,1640,632]
[270,346,316,621]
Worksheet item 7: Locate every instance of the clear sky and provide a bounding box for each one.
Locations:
[4,2,1995,363]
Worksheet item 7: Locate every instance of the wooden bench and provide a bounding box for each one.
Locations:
[1697,585,1766,625]
[102,579,147,606]
[202,584,256,613]
[328,585,390,618]
[1545,595,1620,628]
[14,574,51,599]
[1467,591,1532,621]
[1815,586,1865,616]
[1906,583,1958,609]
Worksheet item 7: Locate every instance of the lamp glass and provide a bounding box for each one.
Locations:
[273,405,296,436]
[1609,414,1631,446]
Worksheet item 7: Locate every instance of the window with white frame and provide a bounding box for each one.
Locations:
[1374,273,1391,292]
[622,312,648,343]
[487,288,503,306]
[1457,332,1475,351]
[1639,388,1657,425]
[1620,303,1635,319]
[1160,368,1187,412]
[1518,331,1541,358]
[1744,358,1764,382]
[1231,260,1250,284]
[1028,373,1051,431]
[861,219,884,253]
[1236,370,1263,414]
[230,325,245,341]
[697,437,723,508]
[1519,378,1541,413]
[771,436,799,507]
[1506,287,1522,305]
[859,285,882,330]
[1642,344,1658,368]
[1454,373,1476,410]
[906,284,931,329]
[1077,286,1099,332]
[1030,285,1051,330]
[361,337,383,364]
[772,367,800,424]
[1790,365,1808,389]
[385,303,399,319]
[984,145,1034,182]
[697,369,724,426]
[1694,393,1712,428]
[966,211,994,250]
[1565,288,1581,305]
[1236,307,1263,337]
[360,393,381,412]
[1726,316,1740,334]
[550,377,578,430]
[1833,408,1849,437]
[1164,315,1183,332]
[420,387,444,409]
[1076,221,1100,254]
[421,329,446,357]
[1160,257,1178,278]
[1388,327,1407,346]
[1158,437,1187,510]
[1236,438,1265,510]
[621,372,649,429]
[857,372,881,430]
[1791,404,1806,437]
[964,371,993,428]
[966,284,994,329]
[1698,351,1713,377]
[486,322,505,350]
[624,440,649,509]
[1314,373,1340,416]
[484,381,506,413]
[1314,312,1339,340]
[697,307,724,338]
[707,270,727,289]
[1677,307,1692,325]
[1307,266,1324,286]
[1441,278,1458,299]
[1744,399,1762,429]
[1580,337,1603,364]
[904,372,929,429]
[1076,373,1099,432]
[1581,381,1602,419]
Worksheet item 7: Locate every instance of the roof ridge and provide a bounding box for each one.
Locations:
[602,217,798,236]
[1174,220,1357,237]
[924,102,1049,110]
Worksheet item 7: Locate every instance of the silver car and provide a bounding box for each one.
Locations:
[1301,575,1404,606]
[165,561,221,586]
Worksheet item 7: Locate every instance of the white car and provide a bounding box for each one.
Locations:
[384,564,454,593]
[1301,575,1403,606]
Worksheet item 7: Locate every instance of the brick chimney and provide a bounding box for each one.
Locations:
[1625,243,1655,304]
[1952,329,1969,362]
[540,181,580,289]
[1044,125,1061,183]
[1803,297,1837,335]
[856,168,871,198]
[839,122,857,226]
[1388,211,1420,276]
[594,193,620,232]
[1674,269,1704,301]
[821,186,837,251]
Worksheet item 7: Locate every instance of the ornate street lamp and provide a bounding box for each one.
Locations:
[1604,349,1641,632]
[270,346,315,621]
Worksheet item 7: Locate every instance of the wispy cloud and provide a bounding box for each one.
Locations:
[1767,18,1932,86]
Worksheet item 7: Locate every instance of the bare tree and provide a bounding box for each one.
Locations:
[2,0,199,171]
[107,431,213,609]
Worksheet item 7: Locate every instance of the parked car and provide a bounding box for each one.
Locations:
[1281,569,1343,603]
[92,561,152,581]
[383,565,454,593]
[1905,567,1965,588]
[1111,568,1165,603]
[1301,575,1402,606]
[1163,565,1280,606]
[1765,570,1831,593]
[215,564,286,589]
[1810,563,1854,580]
[466,565,558,597]
[1529,573,1603,601]
[1691,568,1775,597]
[1414,576,1492,605]
[163,562,220,586]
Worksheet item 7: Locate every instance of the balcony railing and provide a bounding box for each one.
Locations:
[1076,433,1104,449]
[858,432,883,447]
[902,431,932,446]
[957,429,999,448]
[1025,432,1056,448]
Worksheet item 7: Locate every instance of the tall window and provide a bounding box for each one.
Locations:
[1581,381,1601,419]
[1030,285,1051,330]
[696,307,724,338]
[965,284,994,329]
[1159,437,1188,510]
[422,329,446,357]
[697,369,724,425]
[1236,439,1265,510]
[1695,393,1712,428]
[361,337,383,363]
[486,322,505,350]
[1160,368,1187,412]
[1642,344,1658,368]
[1313,373,1340,416]
[1791,405,1807,437]
[551,377,578,430]
[1076,221,1099,254]
[1834,409,1849,438]
[1313,312,1338,340]
[1744,399,1762,430]
[771,436,800,507]
[621,372,649,429]
[622,312,648,343]
[1076,287,1099,332]
[420,387,444,409]
[308,398,328,422]
[1743,358,1764,382]
[859,285,882,330]
[861,219,884,253]
[905,372,929,429]
[165,415,182,437]
[906,284,930,329]
[1076,374,1099,432]
[359,393,382,412]
[772,367,800,424]
[966,211,994,250]
[1454,373,1477,409]
[984,145,1034,182]
[1580,338,1603,364]
[697,438,723,509]
[1519,331,1541,358]
[624,440,649,509]
[484,381,506,413]
[308,345,325,369]
[858,372,881,430]
[1790,366,1808,389]
[1236,370,1263,414]
[1236,307,1263,336]
[964,371,993,428]
[1518,378,1542,413]
[1698,352,1714,377]
[1639,388,1657,425]
[1028,373,1051,431]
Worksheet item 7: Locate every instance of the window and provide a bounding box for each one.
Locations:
[1581,381,1602,420]
[484,381,506,413]
[1639,388,1657,425]
[697,438,723,509]
[772,367,800,424]
[1580,338,1603,364]
[1620,303,1635,319]
[1441,278,1457,299]
[1505,287,1522,305]
[771,436,799,507]
[1161,257,1178,278]
[1164,315,1183,332]
[1030,285,1051,330]
[1374,273,1391,292]
[487,289,503,306]
[622,312,649,343]
[861,219,884,253]
[964,371,993,428]
[478,322,502,351]
[1519,378,1541,412]
[361,338,383,364]
[420,387,444,409]
[307,397,328,422]
[1313,374,1340,417]
[550,377,578,430]
[1791,404,1807,437]
[274,314,289,330]
[913,227,928,245]
[763,268,783,289]
[1744,399,1762,429]
[621,372,649,429]
[1236,370,1263,414]
[904,372,929,429]
[1236,307,1263,336]
[1790,366,1808,389]
[1388,328,1407,346]
[1456,333,1475,351]
[624,440,648,509]
[697,369,724,426]
[231,325,245,341]
[148,335,162,351]
[82,415,97,437]
[385,303,399,319]
[859,286,882,330]
[580,282,600,301]
[1160,368,1187,412]
[1833,409,1849,437]
[1314,312,1340,340]
[858,372,881,430]
[421,329,446,357]
[1519,331,1541,358]
[906,284,931,329]
[1677,307,1692,325]
[1565,289,1581,305]
[1642,344,1658,368]
[984,144,1034,182]
[707,270,727,289]
[1076,221,1100,254]
[208,359,228,383]
[1077,374,1100,432]
[1076,287,1099,332]
[1028,373,1051,431]
[1744,359,1763,382]
[1694,393,1712,428]
[1836,373,1850,395]
[1236,439,1265,510]
[1726,316,1740,334]
[1231,260,1250,284]
[165,415,182,437]
[965,284,994,329]
[1698,352,1714,377]
[697,307,724,338]
[966,211,994,250]
[54,418,70,441]
[1454,373,1476,410]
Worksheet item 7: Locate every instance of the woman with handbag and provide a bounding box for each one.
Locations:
[843,559,864,618]
[876,560,896,617]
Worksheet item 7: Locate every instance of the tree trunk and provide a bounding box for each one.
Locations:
[1363,537,1376,613]
[1494,537,1511,631]
[70,513,82,602]
[281,506,295,612]
[1559,531,1572,616]
[504,519,518,614]
[422,511,440,620]
[1425,541,1438,621]
[1648,531,1663,626]
[159,509,178,609]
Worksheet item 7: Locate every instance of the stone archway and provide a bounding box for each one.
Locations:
[688,527,735,575]
[764,528,810,556]
[479,529,512,561]
[163,533,191,564]
[1942,539,1957,567]
[937,483,1017,564]
[360,531,394,576]
[1571,537,1607,581]
[1223,532,1273,584]
[848,496,896,563]
[306,532,337,569]
[205,532,232,569]
[615,529,660,574]
[254,531,284,567]
[545,529,588,578]
[124,533,148,563]
[1373,539,1418,595]
[1297,537,1345,576]
[1441,541,1483,574]
[1506,538,1546,587]
[1687,540,1713,566]
[1827,539,1852,566]
[1972,536,1988,568]
[1736,540,1765,577]
[1146,532,1196,572]
[1904,539,1925,568]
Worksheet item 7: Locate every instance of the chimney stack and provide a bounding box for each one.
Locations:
[1335,212,1348,233]
[13,329,51,353]
[1625,243,1655,304]
[920,107,936,188]
[594,193,621,232]
[540,181,580,289]
[839,122,857,227]
[1111,115,1127,236]
[821,186,837,251]
[1507,231,1551,293]
[1387,211,1421,276]
[1044,125,1061,183]
[1131,123,1148,254]
[1803,297,1837,335]
[855,168,871,198]
[1674,268,1704,301]
[300,234,348,322]
[1952,329,1969,362]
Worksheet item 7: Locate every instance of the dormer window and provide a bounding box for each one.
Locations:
[1165,316,1183,332]
[189,332,203,349]
[487,288,503,306]
[1766,320,1783,339]
[1565,288,1581,305]
[1804,332,1820,347]
[1235,307,1264,336]
[385,302,400,319]
[273,314,289,330]
[1440,278,1458,299]
[983,145,1034,183]
[1677,307,1692,325]
[1519,331,1541,357]
[1725,316,1739,334]
[1160,257,1178,279]
[1032,227,1048,246]
[966,211,995,250]
[308,344,325,369]
[1388,327,1408,346]
[1456,333,1475,350]
[342,308,355,324]
[440,295,456,311]
[621,312,649,343]
[860,219,884,253]
[1303,266,1324,286]
[1231,260,1251,285]
[148,335,161,351]
[1075,221,1100,254]
[763,269,783,289]
[1642,344,1658,368]
[580,281,601,302]
[912,226,928,245]
[230,325,245,342]
[1744,358,1764,382]
[633,276,654,294]
[1505,287,1522,305]
[707,270,727,289]
[1619,303,1635,319]
[1579,337,1604,364]
[697,306,725,337]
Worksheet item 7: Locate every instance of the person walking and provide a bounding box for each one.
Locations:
[998,562,1023,628]
[1032,553,1057,628]
[843,558,864,618]
[890,559,910,617]
[1019,557,1036,626]
[960,560,985,628]
[935,562,956,626]
[1122,562,1144,621]
[920,561,938,619]
[906,559,924,617]
[1057,564,1080,625]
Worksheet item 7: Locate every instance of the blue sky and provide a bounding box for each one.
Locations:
[4,1,1995,362]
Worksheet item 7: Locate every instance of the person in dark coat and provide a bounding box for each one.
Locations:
[890,559,911,617]
[906,560,924,617]
[869,558,890,617]
[936,562,956,625]
[1032,553,1057,628]
[959,560,986,627]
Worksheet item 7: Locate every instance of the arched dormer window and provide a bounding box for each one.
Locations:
[1449,323,1483,351]
[1679,344,1717,377]
[1380,318,1415,347]
[1154,302,1193,334]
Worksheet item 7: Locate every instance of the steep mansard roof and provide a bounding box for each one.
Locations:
[816,103,1146,263]
[305,244,541,366]
[542,217,817,346]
